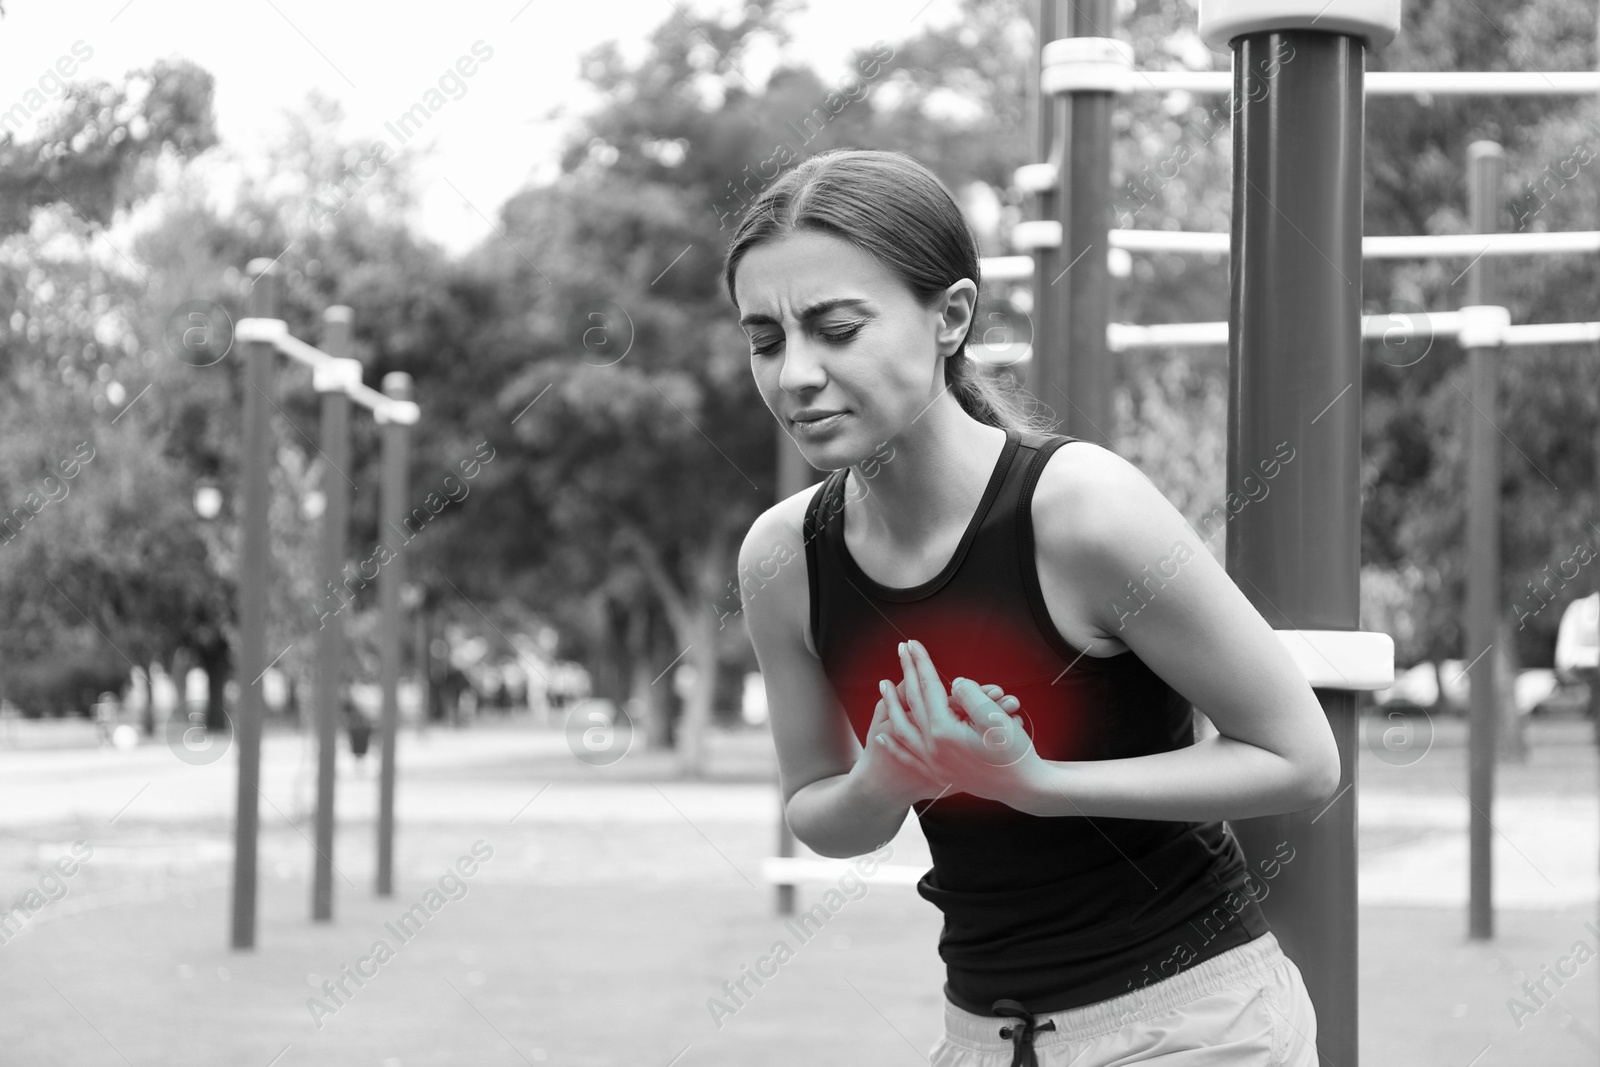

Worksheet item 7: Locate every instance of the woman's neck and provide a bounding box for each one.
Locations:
[845,401,1008,553]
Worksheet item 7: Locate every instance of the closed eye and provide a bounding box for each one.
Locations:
[751,322,863,357]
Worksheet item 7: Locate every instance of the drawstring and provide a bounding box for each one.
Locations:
[992,998,1056,1067]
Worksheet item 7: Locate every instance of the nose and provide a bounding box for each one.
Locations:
[776,332,828,397]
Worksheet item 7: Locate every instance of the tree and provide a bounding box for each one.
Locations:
[0,58,221,717]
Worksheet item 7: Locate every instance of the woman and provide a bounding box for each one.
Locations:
[725,148,1337,1067]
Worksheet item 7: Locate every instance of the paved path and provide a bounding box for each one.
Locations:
[4,723,1596,907]
[2,715,1598,1065]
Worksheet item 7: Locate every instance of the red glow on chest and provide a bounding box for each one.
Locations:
[824,596,1104,811]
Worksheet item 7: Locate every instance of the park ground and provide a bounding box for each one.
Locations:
[0,710,1597,1066]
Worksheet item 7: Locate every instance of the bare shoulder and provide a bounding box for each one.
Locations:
[1033,439,1178,549]
[1031,439,1200,609]
[739,476,829,657]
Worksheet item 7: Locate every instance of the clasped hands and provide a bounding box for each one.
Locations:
[865,637,1045,809]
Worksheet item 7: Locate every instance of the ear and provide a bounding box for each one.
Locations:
[934,278,977,359]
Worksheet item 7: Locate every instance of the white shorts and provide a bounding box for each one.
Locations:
[927,930,1317,1066]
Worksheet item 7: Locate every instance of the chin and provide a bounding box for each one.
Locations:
[790,425,880,472]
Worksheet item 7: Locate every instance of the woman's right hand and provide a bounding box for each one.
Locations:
[854,680,1024,807]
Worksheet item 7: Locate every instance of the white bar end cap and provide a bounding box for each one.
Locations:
[1198,0,1400,53]
[1276,629,1395,690]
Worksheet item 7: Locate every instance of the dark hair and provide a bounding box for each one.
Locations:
[721,148,1052,435]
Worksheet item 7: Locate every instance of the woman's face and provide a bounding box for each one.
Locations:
[733,229,973,470]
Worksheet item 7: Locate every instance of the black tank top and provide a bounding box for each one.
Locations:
[802,426,1270,1015]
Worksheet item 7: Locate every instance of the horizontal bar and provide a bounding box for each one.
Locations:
[1504,321,1600,346]
[1088,231,1600,258]
[1108,313,1465,350]
[1108,320,1229,349]
[1121,70,1600,96]
[1013,219,1062,251]
[973,312,1600,358]
[236,317,418,423]
[1364,231,1600,257]
[1108,230,1229,254]
[1371,70,1600,95]
[355,382,422,424]
[275,331,340,373]
[982,255,1036,281]
[760,857,925,887]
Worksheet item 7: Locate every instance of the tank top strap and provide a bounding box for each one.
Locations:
[802,467,849,656]
[1012,430,1081,510]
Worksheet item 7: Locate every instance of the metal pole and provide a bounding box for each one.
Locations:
[376,371,414,897]
[1030,0,1062,405]
[414,592,431,733]
[1465,140,1503,941]
[1059,0,1114,446]
[1021,0,1057,399]
[311,311,354,922]
[1225,30,1364,1067]
[774,422,820,915]
[231,259,278,950]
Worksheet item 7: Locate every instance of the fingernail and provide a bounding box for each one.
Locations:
[898,641,906,655]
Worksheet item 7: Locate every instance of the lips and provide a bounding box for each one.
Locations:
[793,411,848,430]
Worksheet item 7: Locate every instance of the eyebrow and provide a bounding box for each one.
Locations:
[739,298,872,328]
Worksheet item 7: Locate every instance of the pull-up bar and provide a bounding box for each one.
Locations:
[1105,308,1588,352]
[1071,69,1600,96]
[236,317,420,425]
[1040,37,1600,97]
[973,308,1600,360]
[984,229,1600,277]
[230,260,420,950]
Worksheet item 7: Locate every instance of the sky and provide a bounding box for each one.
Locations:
[0,0,966,257]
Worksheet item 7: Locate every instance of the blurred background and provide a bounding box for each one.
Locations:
[0,0,1598,1064]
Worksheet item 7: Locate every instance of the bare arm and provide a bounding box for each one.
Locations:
[1010,443,1342,821]
[740,502,925,858]
[785,769,911,860]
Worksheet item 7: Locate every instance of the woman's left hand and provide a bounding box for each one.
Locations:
[876,638,1046,809]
